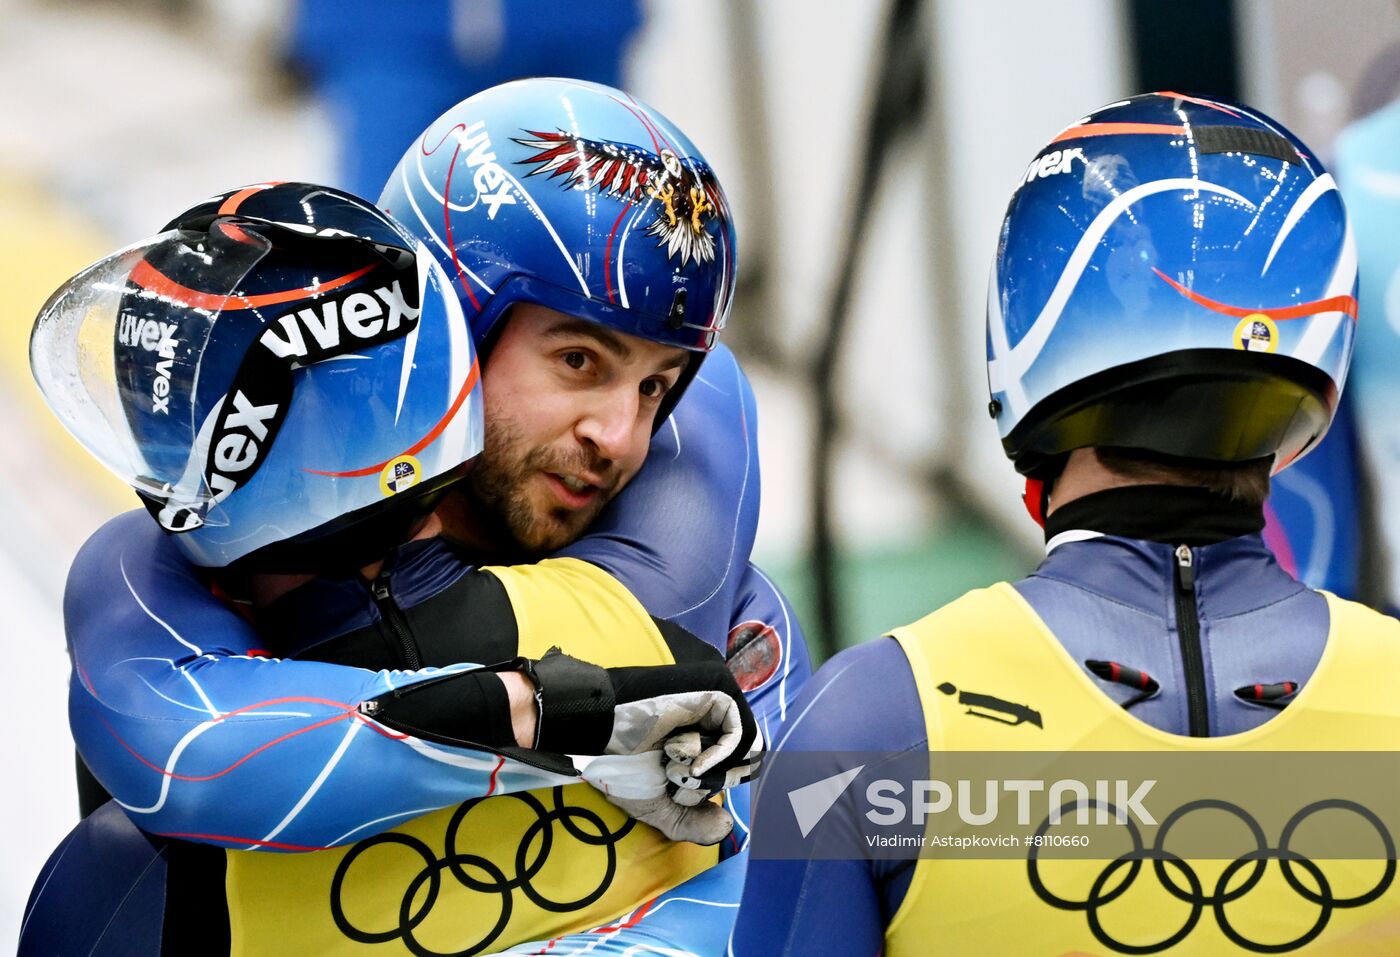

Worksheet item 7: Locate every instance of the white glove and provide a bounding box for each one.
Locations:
[579,752,735,845]
[530,649,760,789]
[663,727,765,806]
[606,792,734,845]
[607,689,748,757]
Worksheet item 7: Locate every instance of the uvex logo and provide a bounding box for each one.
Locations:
[457,121,518,220]
[1022,147,1084,185]
[259,281,421,364]
[118,314,178,352]
[205,389,281,506]
[118,313,180,414]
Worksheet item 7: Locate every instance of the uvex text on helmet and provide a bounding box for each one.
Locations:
[31,183,484,569]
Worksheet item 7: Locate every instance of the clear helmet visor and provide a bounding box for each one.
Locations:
[30,224,271,530]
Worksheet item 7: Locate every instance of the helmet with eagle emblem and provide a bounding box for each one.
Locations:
[379,77,737,425]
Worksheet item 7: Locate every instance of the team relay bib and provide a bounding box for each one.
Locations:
[225,559,718,955]
[885,583,1400,956]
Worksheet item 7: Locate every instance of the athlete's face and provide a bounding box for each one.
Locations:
[461,303,689,556]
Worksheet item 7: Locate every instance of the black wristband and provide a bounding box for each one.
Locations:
[531,648,617,754]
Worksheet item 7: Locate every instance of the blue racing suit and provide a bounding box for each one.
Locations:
[731,485,1327,955]
[1335,101,1400,611]
[21,345,811,955]
[1262,395,1362,597]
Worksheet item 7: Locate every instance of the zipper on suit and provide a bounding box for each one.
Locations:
[1174,544,1209,736]
[371,571,421,670]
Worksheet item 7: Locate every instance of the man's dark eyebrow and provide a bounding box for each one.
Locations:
[654,350,690,374]
[544,318,631,359]
[545,318,690,373]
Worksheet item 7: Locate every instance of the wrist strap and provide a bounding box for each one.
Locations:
[528,647,616,754]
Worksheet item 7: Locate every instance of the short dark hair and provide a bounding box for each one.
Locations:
[1094,447,1272,507]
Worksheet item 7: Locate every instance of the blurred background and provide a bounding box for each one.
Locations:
[5,0,1400,944]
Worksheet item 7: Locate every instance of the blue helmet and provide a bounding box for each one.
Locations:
[988,93,1357,478]
[378,77,737,423]
[31,182,483,569]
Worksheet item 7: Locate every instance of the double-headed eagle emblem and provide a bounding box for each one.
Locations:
[514,130,726,267]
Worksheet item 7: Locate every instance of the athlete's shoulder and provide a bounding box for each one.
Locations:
[67,508,187,599]
[19,802,169,956]
[775,637,924,754]
[482,556,709,666]
[889,583,1017,641]
[689,342,749,406]
[1320,589,1400,636]
[481,556,648,614]
[75,508,163,559]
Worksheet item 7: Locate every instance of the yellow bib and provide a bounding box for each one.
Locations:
[226,558,717,955]
[886,583,1400,956]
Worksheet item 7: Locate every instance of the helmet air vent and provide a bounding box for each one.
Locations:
[1193,125,1300,165]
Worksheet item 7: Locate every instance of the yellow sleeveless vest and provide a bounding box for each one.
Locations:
[886,582,1400,956]
[225,558,717,955]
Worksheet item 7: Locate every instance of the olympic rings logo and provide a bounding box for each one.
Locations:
[1027,798,1396,954]
[330,786,636,957]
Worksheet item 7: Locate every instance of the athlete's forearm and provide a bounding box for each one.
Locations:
[502,670,539,747]
[66,512,571,850]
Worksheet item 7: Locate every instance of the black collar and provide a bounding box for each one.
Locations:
[1044,485,1265,546]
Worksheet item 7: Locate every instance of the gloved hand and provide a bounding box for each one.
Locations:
[527,647,760,805]
[579,752,736,845]
[663,728,764,806]
[608,791,735,845]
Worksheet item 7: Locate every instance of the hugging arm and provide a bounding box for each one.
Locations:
[62,347,793,850]
[66,512,576,851]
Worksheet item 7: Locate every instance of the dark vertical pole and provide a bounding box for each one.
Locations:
[722,0,784,361]
[809,0,927,662]
[1126,0,1240,97]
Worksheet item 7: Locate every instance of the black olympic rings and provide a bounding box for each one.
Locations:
[1026,797,1395,954]
[329,785,636,957]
